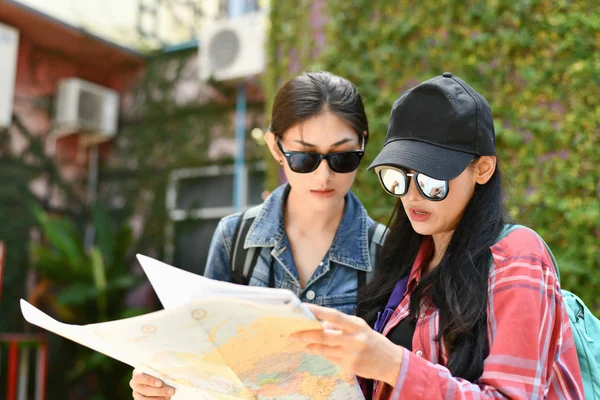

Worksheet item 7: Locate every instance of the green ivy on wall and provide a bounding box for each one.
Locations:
[264,0,600,311]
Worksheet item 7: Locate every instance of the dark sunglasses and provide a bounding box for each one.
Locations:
[375,166,450,201]
[277,137,365,174]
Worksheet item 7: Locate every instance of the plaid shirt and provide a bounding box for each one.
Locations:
[371,228,584,399]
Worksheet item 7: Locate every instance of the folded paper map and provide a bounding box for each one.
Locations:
[21,254,364,400]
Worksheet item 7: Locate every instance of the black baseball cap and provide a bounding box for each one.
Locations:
[368,72,496,180]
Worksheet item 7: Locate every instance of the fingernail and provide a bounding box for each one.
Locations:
[168,388,175,395]
[154,380,163,387]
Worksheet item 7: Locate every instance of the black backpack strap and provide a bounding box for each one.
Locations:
[230,205,262,285]
[357,270,367,288]
[359,222,388,287]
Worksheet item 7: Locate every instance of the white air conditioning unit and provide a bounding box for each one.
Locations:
[0,22,19,129]
[54,78,119,138]
[199,10,267,82]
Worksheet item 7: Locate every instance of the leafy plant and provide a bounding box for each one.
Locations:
[29,204,139,321]
[28,203,146,398]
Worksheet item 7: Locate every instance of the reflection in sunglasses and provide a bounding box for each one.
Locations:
[376,166,449,201]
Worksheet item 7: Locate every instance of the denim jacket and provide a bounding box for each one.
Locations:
[204,184,378,314]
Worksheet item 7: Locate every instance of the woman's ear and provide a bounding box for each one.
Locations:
[474,156,496,185]
[265,131,283,165]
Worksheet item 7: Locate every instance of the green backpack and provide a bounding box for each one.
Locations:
[498,225,600,399]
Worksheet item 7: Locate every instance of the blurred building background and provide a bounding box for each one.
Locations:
[0,0,598,399]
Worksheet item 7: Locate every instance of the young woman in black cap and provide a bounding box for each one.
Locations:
[291,73,584,399]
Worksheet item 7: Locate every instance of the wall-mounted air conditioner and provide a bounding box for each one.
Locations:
[0,22,19,129]
[198,10,267,82]
[54,78,119,138]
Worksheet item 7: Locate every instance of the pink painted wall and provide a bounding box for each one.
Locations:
[7,31,144,204]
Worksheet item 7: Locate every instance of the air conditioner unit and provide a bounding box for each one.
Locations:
[54,78,119,138]
[0,22,19,129]
[198,10,267,82]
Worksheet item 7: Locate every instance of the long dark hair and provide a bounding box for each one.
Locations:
[356,164,508,382]
[270,71,369,144]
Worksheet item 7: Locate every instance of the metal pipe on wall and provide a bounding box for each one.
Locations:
[229,0,247,212]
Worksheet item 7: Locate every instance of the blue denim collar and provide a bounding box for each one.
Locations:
[244,184,372,271]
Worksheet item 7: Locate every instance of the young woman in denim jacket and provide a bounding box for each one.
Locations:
[130,71,381,399]
[290,73,584,399]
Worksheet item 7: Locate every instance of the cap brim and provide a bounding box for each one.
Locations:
[367,140,474,180]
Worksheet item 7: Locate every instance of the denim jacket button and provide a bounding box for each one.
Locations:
[306,290,316,301]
